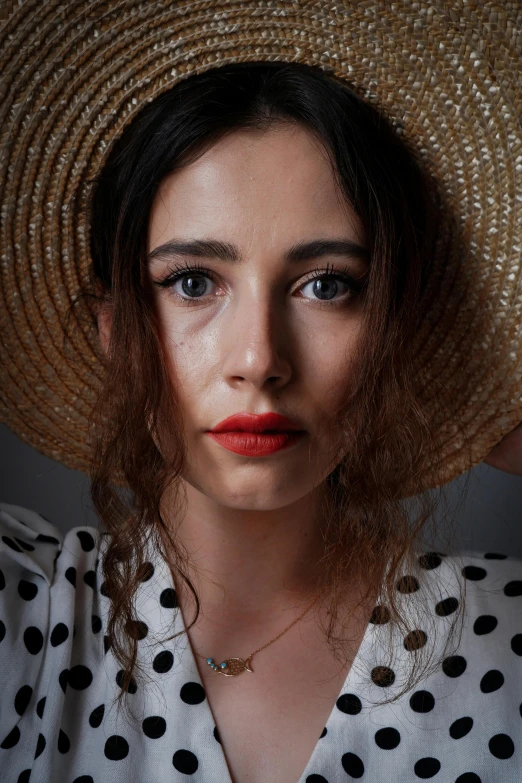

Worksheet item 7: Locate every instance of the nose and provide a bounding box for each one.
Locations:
[220,289,293,391]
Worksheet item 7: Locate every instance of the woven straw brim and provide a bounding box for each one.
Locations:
[0,0,521,491]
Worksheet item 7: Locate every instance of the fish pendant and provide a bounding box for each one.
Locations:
[205,655,254,676]
[219,656,254,676]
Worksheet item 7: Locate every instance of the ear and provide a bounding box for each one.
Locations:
[97,302,112,355]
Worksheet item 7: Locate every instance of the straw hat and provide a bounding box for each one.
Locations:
[1,0,521,491]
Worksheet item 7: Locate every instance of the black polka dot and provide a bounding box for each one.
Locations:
[139,562,155,581]
[2,536,22,552]
[442,655,467,678]
[104,734,129,760]
[34,732,46,758]
[480,669,504,693]
[24,627,43,655]
[36,696,46,718]
[213,726,221,743]
[172,749,199,774]
[15,537,34,552]
[0,620,5,643]
[396,575,420,594]
[17,770,31,783]
[160,588,178,608]
[484,552,507,559]
[116,670,137,694]
[100,581,110,597]
[418,552,442,570]
[72,777,94,783]
[375,727,401,749]
[68,665,93,690]
[103,635,112,654]
[511,634,522,655]
[488,733,514,759]
[91,615,102,634]
[369,605,390,624]
[59,669,69,693]
[65,567,77,588]
[83,570,96,589]
[36,533,60,545]
[142,715,167,739]
[435,597,459,617]
[371,666,395,687]
[125,619,148,640]
[50,623,69,647]
[17,580,38,602]
[89,704,105,728]
[180,682,206,705]
[473,615,497,635]
[153,649,174,673]
[409,690,435,713]
[58,729,70,753]
[306,776,328,783]
[1,725,20,748]
[14,685,33,716]
[76,531,95,551]
[336,693,362,715]
[341,751,364,778]
[504,580,522,597]
[449,716,473,739]
[462,565,487,581]
[320,727,327,738]
[414,756,441,777]
[455,774,482,782]
[0,569,4,590]
[404,629,427,651]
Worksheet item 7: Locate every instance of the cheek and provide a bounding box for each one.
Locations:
[303,320,362,405]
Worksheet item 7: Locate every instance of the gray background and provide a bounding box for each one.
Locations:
[1,422,521,557]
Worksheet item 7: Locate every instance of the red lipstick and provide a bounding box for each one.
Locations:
[206,412,306,456]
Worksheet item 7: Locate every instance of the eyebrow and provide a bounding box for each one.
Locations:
[147,237,370,266]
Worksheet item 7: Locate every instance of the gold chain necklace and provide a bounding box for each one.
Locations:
[194,593,321,677]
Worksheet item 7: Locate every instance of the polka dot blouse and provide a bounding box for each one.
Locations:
[1,502,522,782]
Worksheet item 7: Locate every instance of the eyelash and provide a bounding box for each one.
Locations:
[154,260,366,308]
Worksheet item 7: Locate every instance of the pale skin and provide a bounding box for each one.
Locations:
[98,123,373,631]
[97,122,522,783]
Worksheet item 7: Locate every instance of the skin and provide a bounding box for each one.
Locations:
[99,122,371,640]
[97,122,522,649]
[484,421,522,475]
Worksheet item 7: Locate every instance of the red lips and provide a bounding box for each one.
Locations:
[209,412,303,433]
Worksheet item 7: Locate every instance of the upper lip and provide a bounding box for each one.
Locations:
[209,412,304,433]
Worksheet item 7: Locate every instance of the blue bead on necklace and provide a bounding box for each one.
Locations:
[206,657,228,670]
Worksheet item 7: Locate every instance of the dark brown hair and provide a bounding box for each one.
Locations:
[83,60,472,722]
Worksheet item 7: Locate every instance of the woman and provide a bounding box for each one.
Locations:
[1,3,522,782]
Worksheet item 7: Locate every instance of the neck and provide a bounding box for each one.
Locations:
[160,478,328,627]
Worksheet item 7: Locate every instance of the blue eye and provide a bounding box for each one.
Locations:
[299,266,364,304]
[153,260,366,307]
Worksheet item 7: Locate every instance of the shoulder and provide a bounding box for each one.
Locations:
[0,502,101,583]
[0,504,104,756]
[414,546,522,615]
[426,547,522,597]
[413,548,522,674]
[0,503,102,655]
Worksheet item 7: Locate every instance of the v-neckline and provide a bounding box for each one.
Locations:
[173,593,380,783]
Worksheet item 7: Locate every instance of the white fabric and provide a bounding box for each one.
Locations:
[0,501,521,783]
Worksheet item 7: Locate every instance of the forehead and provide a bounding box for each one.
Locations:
[149,124,363,243]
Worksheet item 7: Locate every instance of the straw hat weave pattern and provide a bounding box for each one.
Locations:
[0,1,521,491]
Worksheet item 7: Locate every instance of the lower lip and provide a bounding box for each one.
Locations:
[206,431,305,456]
